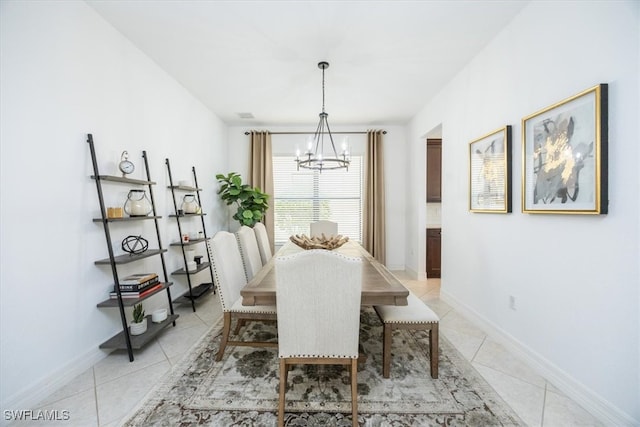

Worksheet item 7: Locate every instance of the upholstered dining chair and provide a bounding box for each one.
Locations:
[208,231,277,362]
[253,222,272,266]
[235,225,264,281]
[275,250,362,427]
[374,290,439,379]
[309,220,338,237]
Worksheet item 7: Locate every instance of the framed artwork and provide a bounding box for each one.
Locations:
[469,126,512,213]
[522,84,608,214]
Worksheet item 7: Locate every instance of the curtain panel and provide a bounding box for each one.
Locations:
[249,130,275,252]
[363,130,386,264]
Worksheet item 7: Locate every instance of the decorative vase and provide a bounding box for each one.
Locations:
[181,194,200,214]
[130,318,147,335]
[124,189,152,217]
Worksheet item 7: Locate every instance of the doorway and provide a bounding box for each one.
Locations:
[425,131,442,278]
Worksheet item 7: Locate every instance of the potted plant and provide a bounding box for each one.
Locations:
[130,303,147,335]
[216,172,269,228]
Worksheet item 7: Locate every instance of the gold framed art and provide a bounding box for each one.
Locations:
[522,84,608,214]
[469,126,512,213]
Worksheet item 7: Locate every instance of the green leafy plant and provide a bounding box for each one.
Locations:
[216,172,269,227]
[132,303,145,324]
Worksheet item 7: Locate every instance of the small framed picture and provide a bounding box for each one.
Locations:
[522,84,608,214]
[469,126,511,213]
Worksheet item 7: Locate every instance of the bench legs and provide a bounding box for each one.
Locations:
[429,323,439,379]
[382,322,439,379]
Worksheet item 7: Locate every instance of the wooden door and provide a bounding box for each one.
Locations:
[426,139,442,202]
[426,228,441,278]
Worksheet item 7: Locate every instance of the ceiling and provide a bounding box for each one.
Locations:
[87,1,528,127]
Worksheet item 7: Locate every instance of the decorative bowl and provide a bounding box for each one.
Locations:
[289,234,349,250]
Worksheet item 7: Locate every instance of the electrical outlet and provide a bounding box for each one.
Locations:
[509,295,516,310]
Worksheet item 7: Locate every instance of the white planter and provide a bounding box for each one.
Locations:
[152,309,167,323]
[130,318,147,335]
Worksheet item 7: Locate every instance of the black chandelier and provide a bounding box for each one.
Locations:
[296,61,350,171]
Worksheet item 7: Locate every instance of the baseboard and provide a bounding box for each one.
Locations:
[385,263,404,272]
[1,346,108,423]
[441,290,638,427]
[403,265,426,280]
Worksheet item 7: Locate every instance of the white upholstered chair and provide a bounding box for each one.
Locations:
[374,290,439,378]
[208,231,277,362]
[309,220,338,237]
[235,225,264,281]
[275,250,362,427]
[253,222,272,265]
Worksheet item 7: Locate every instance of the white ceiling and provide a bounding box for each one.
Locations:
[87,0,528,126]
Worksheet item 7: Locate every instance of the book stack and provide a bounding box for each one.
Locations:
[111,273,161,299]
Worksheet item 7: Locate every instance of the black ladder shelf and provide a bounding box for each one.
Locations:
[166,159,215,312]
[88,134,178,362]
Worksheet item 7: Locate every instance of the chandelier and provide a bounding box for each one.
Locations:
[296,61,350,171]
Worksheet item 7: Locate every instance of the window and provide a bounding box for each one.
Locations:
[272,155,363,245]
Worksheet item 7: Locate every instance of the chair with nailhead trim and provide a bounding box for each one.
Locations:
[309,220,338,237]
[275,249,362,427]
[208,231,277,362]
[235,225,264,282]
[253,222,273,266]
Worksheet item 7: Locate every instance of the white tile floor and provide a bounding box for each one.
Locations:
[18,274,604,427]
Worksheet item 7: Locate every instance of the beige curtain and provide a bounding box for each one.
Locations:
[249,130,274,252]
[363,130,386,264]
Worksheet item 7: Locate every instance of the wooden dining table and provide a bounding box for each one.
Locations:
[241,240,409,307]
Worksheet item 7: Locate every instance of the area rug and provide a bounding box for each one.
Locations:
[123,308,523,426]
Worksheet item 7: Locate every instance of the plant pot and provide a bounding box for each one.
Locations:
[152,309,167,323]
[130,318,147,335]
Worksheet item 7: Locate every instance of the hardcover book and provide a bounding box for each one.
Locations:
[119,273,158,284]
[110,283,162,299]
[116,277,159,291]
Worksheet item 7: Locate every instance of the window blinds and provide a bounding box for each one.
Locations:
[272,155,363,245]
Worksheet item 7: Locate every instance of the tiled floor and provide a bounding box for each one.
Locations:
[18,274,603,426]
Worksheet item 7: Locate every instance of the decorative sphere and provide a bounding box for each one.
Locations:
[121,235,149,255]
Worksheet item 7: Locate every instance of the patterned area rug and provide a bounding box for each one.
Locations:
[123,308,523,426]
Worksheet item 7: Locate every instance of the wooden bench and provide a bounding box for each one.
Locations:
[374,291,439,378]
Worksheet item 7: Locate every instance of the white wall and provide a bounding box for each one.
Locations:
[227,125,407,270]
[407,1,639,424]
[0,1,227,410]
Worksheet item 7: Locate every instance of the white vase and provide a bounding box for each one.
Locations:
[130,318,147,335]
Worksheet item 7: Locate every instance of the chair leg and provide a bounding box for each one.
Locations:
[350,359,358,427]
[278,359,287,427]
[234,318,246,335]
[216,312,232,362]
[382,323,392,378]
[430,324,439,379]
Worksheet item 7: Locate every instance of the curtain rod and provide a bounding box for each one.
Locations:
[244,130,386,135]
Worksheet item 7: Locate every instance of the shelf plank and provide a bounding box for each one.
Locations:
[167,185,202,192]
[176,283,214,302]
[171,262,211,275]
[98,314,179,350]
[97,282,174,307]
[168,213,206,218]
[93,215,161,223]
[91,175,156,186]
[95,249,167,265]
[169,238,210,247]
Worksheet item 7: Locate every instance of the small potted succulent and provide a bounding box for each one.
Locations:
[130,303,147,335]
